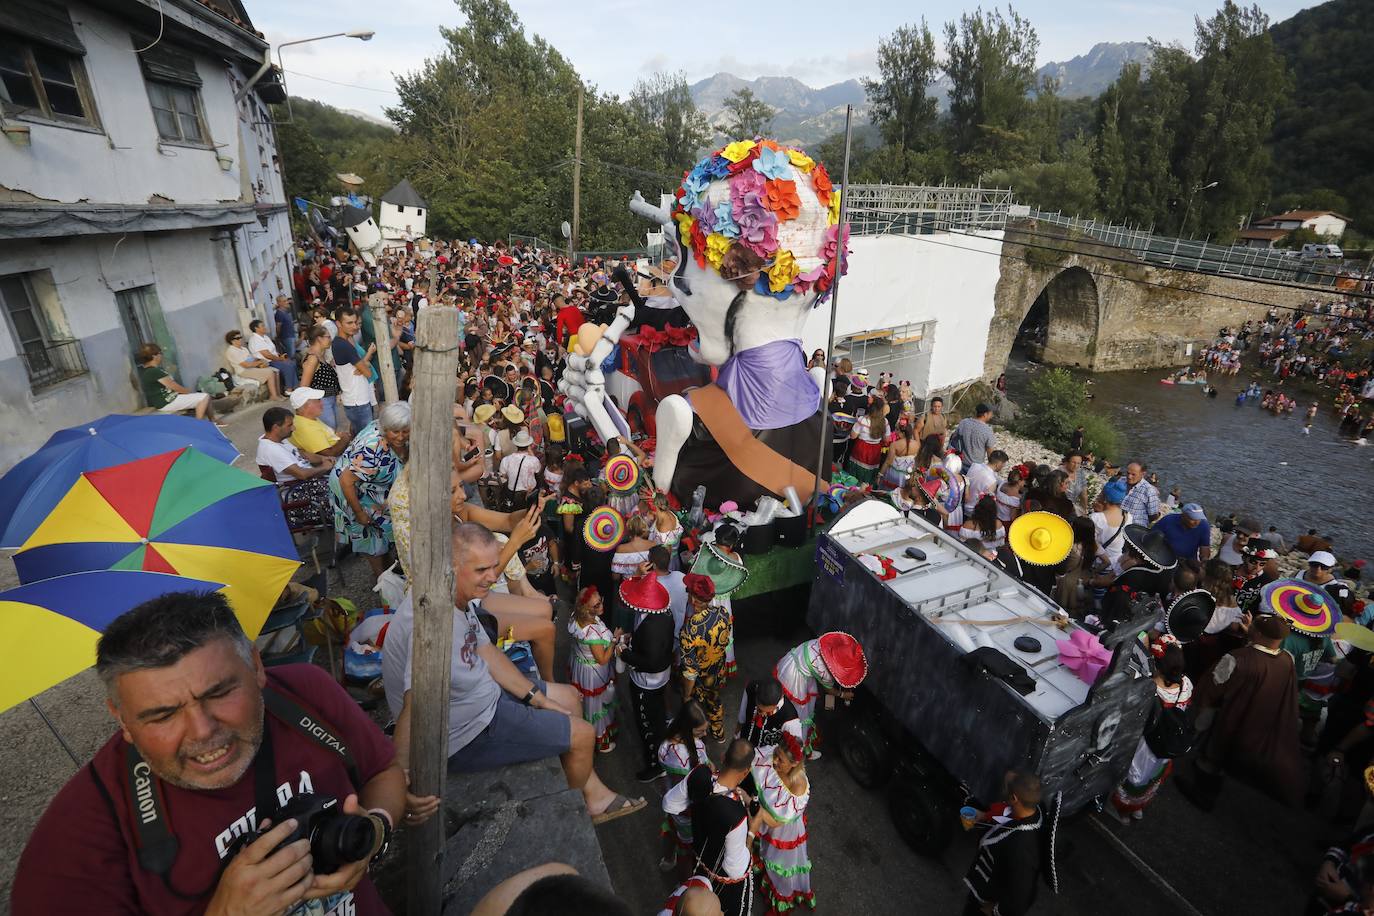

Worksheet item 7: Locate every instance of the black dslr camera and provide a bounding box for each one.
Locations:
[227,793,383,874]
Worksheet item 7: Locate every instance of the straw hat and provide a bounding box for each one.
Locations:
[473,404,497,425]
[501,405,525,425]
[1007,511,1074,567]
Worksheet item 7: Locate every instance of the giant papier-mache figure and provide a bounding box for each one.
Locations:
[561,139,850,510]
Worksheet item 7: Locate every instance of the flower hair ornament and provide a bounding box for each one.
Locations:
[670,139,849,306]
[1149,633,1181,658]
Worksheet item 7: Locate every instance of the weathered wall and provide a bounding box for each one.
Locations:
[983,222,1314,376]
[0,232,248,471]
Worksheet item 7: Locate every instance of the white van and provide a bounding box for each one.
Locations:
[1301,243,1343,259]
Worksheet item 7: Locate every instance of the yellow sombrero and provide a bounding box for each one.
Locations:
[1007,511,1074,567]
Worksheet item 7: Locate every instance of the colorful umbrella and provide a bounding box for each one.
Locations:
[14,447,298,639]
[0,414,239,548]
[1,569,225,713]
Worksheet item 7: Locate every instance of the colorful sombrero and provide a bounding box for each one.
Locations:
[619,571,670,614]
[817,631,867,689]
[1164,589,1216,643]
[604,454,640,493]
[1260,578,1337,636]
[1007,511,1074,567]
[582,505,624,552]
[689,541,749,596]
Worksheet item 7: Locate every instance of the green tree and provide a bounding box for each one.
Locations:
[1030,76,1062,162]
[986,133,1098,216]
[275,117,334,205]
[722,88,775,138]
[628,71,710,173]
[862,20,941,154]
[1175,2,1291,239]
[1017,367,1121,456]
[943,5,1040,179]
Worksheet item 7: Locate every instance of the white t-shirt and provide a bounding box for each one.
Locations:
[225,345,257,371]
[255,435,311,483]
[498,450,542,492]
[964,462,999,514]
[249,332,279,360]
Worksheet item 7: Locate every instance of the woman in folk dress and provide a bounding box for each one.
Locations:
[1111,635,1193,823]
[567,586,617,752]
[658,701,712,872]
[751,719,814,914]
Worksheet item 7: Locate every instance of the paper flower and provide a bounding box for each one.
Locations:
[1055,629,1113,685]
[712,199,740,239]
[767,249,800,292]
[828,188,841,225]
[720,140,757,163]
[676,212,695,246]
[788,149,815,173]
[727,144,761,174]
[812,164,833,207]
[754,274,793,300]
[754,145,792,180]
[732,192,779,258]
[730,167,766,200]
[705,232,732,269]
[702,155,732,179]
[692,200,717,234]
[689,218,708,268]
[762,179,802,221]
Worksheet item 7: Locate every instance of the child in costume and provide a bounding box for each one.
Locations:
[567,586,617,752]
[658,701,713,872]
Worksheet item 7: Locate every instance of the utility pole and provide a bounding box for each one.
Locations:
[571,86,583,264]
[405,305,460,916]
[367,292,398,404]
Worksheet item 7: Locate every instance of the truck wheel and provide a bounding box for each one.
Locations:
[888,778,954,856]
[839,715,892,789]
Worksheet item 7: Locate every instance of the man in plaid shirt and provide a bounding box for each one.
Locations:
[1120,462,1162,525]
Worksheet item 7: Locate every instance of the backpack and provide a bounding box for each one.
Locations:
[197,375,227,397]
[1143,699,1196,759]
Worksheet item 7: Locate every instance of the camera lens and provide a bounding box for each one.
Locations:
[312,814,378,874]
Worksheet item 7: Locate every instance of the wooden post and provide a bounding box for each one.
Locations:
[571,86,583,263]
[405,305,460,916]
[368,292,399,405]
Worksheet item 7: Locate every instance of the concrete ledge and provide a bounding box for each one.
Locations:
[439,759,609,915]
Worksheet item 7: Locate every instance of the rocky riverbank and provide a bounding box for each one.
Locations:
[992,424,1318,578]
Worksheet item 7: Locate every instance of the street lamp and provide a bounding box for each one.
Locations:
[234,30,376,106]
[1181,180,1219,238]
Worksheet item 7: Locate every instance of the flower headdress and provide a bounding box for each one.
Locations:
[670,138,850,304]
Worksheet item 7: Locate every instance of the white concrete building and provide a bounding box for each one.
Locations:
[0,0,293,469]
[378,178,426,245]
[1253,210,1350,240]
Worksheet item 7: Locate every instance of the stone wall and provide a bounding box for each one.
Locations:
[983,221,1315,377]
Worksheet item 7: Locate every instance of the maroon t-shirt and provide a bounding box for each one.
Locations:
[12,665,395,916]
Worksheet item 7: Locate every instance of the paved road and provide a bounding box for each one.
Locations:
[591,617,1327,915]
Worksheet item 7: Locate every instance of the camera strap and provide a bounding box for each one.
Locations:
[115,684,360,890]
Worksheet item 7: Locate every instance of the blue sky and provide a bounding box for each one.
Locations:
[251,1,1317,120]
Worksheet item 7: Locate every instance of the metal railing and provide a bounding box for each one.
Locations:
[1019,208,1366,289]
[845,183,1014,235]
[19,338,88,389]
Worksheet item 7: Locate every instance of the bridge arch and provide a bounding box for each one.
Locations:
[1032,266,1101,367]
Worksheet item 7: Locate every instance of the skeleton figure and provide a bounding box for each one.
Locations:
[561,140,849,509]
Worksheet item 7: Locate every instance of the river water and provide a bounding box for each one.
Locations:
[1004,354,1374,566]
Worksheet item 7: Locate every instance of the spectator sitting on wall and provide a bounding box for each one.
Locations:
[248,318,300,392]
[135,343,220,425]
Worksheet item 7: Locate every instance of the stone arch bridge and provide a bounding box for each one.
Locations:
[981,221,1315,377]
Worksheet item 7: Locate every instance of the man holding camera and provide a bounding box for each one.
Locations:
[12,591,406,915]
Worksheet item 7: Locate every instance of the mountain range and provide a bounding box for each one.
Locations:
[688,41,1154,147]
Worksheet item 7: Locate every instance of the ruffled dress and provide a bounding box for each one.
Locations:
[567,618,617,750]
[774,640,834,755]
[658,737,712,859]
[752,757,813,914]
[1111,678,1192,816]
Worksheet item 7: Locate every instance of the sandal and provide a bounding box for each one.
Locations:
[591,793,646,826]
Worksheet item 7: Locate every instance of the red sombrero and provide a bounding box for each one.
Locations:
[818,631,867,689]
[619,571,670,614]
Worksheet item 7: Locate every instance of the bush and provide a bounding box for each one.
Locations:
[1017,368,1085,449]
[1016,367,1122,459]
[1078,411,1120,461]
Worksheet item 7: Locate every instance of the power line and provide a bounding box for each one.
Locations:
[284,69,399,95]
[867,213,1370,319]
[854,208,1374,306]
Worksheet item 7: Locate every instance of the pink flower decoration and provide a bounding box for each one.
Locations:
[730,167,766,200]
[1056,629,1113,685]
[732,191,779,258]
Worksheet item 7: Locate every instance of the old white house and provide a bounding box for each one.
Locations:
[0,0,293,469]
